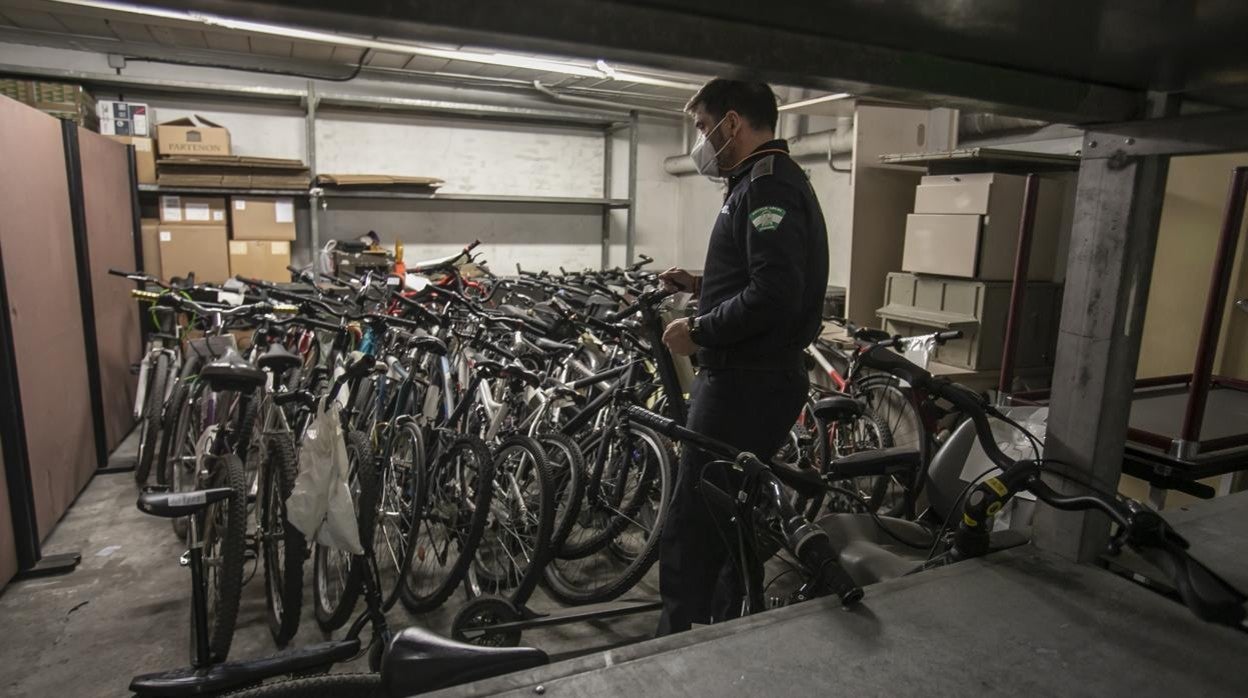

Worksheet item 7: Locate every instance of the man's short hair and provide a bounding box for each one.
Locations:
[685,79,778,132]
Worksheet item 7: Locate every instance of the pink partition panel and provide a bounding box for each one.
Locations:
[0,447,16,589]
[0,96,97,539]
[77,127,140,451]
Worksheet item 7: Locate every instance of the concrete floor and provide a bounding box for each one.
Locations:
[0,429,659,697]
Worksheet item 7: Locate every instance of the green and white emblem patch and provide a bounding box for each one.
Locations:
[749,206,786,232]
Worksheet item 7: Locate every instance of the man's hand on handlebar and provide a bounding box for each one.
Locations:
[658,267,698,294]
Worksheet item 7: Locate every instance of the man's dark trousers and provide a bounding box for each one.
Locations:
[655,364,808,635]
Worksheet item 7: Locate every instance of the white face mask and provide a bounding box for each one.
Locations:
[689,114,733,177]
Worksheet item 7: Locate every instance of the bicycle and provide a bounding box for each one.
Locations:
[111,269,188,485]
[818,345,1247,631]
[131,288,298,663]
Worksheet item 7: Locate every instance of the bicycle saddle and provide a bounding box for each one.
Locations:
[533,336,577,355]
[407,335,448,356]
[381,627,547,697]
[200,348,266,392]
[257,343,302,374]
[137,487,233,519]
[811,394,863,422]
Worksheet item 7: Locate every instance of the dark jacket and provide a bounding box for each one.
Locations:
[695,139,829,369]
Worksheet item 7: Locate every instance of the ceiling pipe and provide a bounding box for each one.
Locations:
[532,80,684,118]
[664,113,1063,176]
[664,127,852,175]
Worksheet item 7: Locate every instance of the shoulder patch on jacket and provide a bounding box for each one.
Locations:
[750,154,775,182]
[749,206,786,232]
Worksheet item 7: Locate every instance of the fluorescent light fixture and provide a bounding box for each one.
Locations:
[48,0,700,89]
[778,92,853,112]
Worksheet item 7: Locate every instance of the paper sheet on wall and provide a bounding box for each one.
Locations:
[184,202,210,222]
[275,199,294,223]
[160,196,181,222]
[230,241,248,255]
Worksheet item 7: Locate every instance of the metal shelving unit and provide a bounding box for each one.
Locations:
[21,68,640,270]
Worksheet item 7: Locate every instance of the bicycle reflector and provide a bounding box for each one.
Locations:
[131,289,161,302]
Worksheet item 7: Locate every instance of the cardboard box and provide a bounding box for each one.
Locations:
[156,115,231,157]
[229,240,292,282]
[157,224,229,283]
[902,213,982,278]
[159,195,227,225]
[106,136,156,184]
[230,197,297,241]
[0,79,98,129]
[97,100,150,136]
[140,219,161,279]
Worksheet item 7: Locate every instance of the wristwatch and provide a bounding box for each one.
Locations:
[688,315,705,345]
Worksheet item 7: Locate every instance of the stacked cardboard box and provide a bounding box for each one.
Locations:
[106,135,157,184]
[880,171,1075,370]
[157,155,310,189]
[156,195,230,283]
[97,100,151,136]
[228,196,295,282]
[0,79,98,129]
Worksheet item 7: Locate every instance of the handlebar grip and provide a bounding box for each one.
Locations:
[792,527,864,606]
[109,268,130,278]
[131,289,162,302]
[936,330,963,342]
[272,303,300,315]
[466,239,481,252]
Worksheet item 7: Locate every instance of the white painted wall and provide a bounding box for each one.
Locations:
[0,42,686,272]
[669,154,853,288]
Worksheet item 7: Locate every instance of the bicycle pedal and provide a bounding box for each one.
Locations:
[179,551,191,567]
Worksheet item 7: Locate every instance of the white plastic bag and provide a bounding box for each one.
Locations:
[287,400,363,554]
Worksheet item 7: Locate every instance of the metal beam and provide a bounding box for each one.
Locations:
[163,0,1144,122]
[1037,100,1176,562]
[601,127,612,270]
[304,81,320,259]
[626,110,639,266]
[1083,109,1248,159]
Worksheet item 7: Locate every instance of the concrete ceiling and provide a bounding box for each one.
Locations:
[0,0,721,111]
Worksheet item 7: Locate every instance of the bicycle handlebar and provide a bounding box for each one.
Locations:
[131,289,298,318]
[855,344,1247,628]
[623,405,862,606]
[603,288,676,323]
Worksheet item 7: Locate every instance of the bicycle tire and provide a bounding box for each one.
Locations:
[374,421,425,611]
[398,434,494,614]
[468,435,555,604]
[261,431,306,647]
[136,352,170,485]
[558,423,657,560]
[826,408,897,515]
[195,450,247,663]
[536,432,586,553]
[155,379,189,488]
[313,430,375,631]
[221,673,383,698]
[543,424,673,605]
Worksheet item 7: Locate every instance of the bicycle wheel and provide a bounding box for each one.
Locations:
[313,430,375,631]
[468,435,554,604]
[193,451,247,663]
[135,352,170,485]
[856,375,925,460]
[155,379,190,487]
[544,424,673,605]
[558,422,659,560]
[399,434,493,614]
[260,431,305,647]
[826,409,898,515]
[221,673,383,698]
[536,432,586,552]
[374,421,425,611]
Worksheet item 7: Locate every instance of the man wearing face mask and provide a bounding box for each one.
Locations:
[656,79,842,634]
